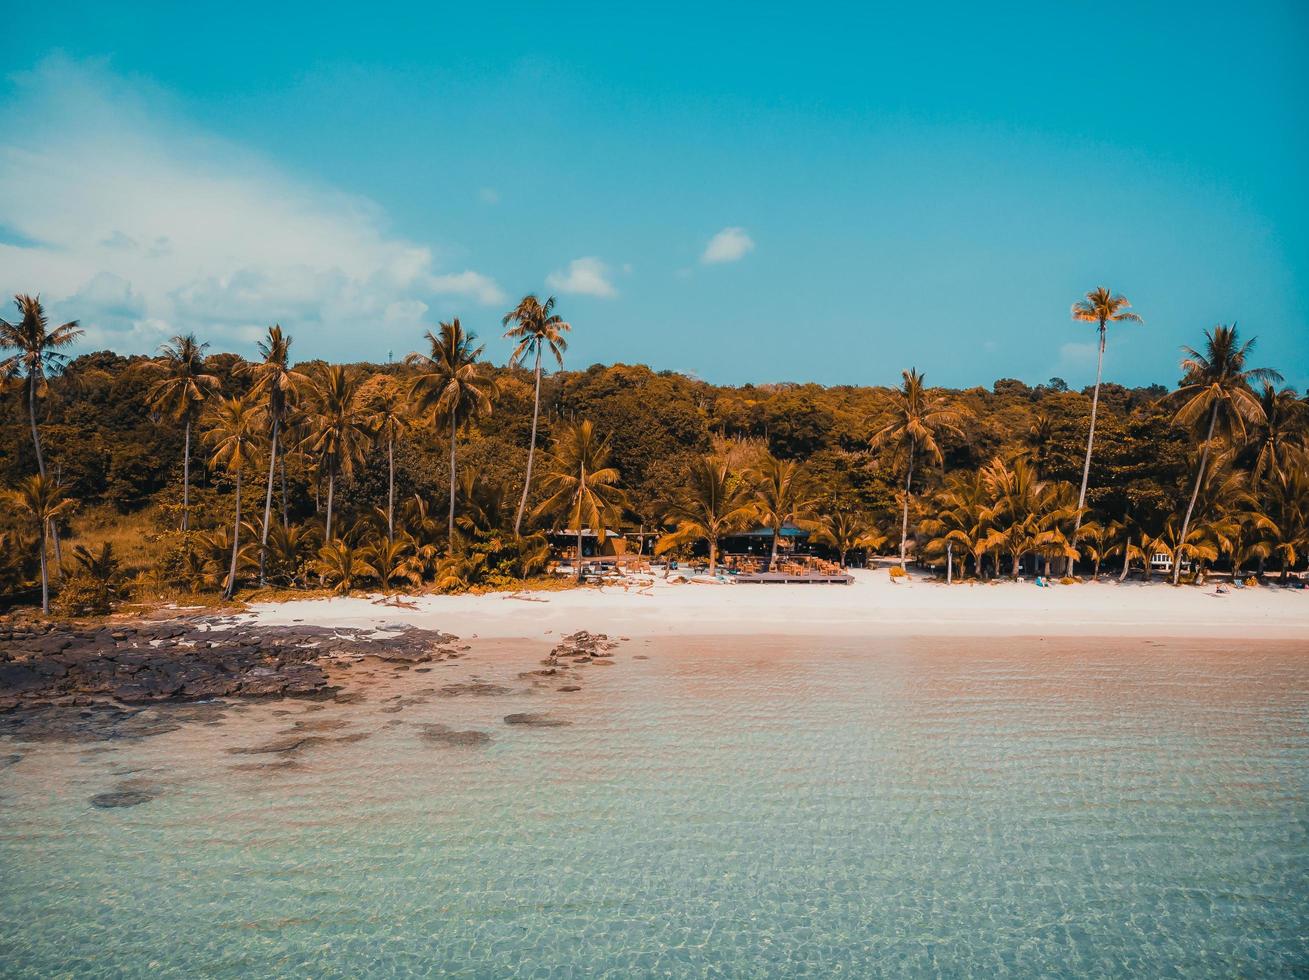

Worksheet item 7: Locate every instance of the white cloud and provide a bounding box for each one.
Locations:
[545,257,617,298]
[478,187,500,205]
[701,226,754,264]
[0,57,504,357]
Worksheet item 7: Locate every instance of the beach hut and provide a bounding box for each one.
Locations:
[722,522,810,561]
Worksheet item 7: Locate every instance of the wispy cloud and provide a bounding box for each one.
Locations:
[545,257,617,298]
[478,187,500,205]
[701,226,754,264]
[0,57,504,356]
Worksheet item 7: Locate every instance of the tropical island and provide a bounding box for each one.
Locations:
[1,287,1305,631]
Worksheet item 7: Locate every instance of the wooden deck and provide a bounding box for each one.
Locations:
[734,571,853,585]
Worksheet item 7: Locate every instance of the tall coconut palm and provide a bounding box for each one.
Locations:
[752,455,812,571]
[0,294,83,479]
[244,326,307,583]
[1069,287,1142,550]
[3,474,75,614]
[920,469,991,579]
[144,334,219,531]
[1,294,82,568]
[656,455,757,573]
[1169,325,1281,583]
[203,395,263,599]
[869,369,967,568]
[304,365,370,543]
[406,319,497,546]
[503,294,571,536]
[362,378,411,544]
[533,419,627,580]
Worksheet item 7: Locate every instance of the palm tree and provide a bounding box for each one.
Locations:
[406,319,497,546]
[1075,518,1124,580]
[869,369,967,568]
[503,294,571,536]
[0,294,83,479]
[203,395,263,599]
[656,455,757,573]
[362,378,411,544]
[810,506,878,570]
[1,294,82,569]
[752,455,811,570]
[313,539,367,594]
[144,334,219,531]
[1069,287,1142,551]
[1263,466,1308,583]
[920,469,991,579]
[1169,325,1281,583]
[244,326,307,583]
[1251,383,1309,486]
[304,366,370,543]
[3,474,75,614]
[533,419,627,580]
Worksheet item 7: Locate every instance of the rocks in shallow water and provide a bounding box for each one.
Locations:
[229,759,302,773]
[558,686,582,693]
[437,682,512,698]
[421,724,492,746]
[226,730,372,756]
[503,712,571,727]
[90,787,156,808]
[0,620,459,717]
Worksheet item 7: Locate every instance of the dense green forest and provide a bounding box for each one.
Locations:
[3,290,1307,615]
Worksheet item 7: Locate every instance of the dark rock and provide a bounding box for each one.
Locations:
[558,686,582,693]
[503,713,571,727]
[421,724,492,746]
[90,788,156,808]
[438,682,512,697]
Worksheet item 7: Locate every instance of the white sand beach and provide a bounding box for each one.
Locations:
[243,569,1309,643]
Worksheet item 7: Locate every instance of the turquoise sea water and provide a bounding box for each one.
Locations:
[1,636,1307,977]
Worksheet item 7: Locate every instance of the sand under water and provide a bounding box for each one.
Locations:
[1,632,1307,976]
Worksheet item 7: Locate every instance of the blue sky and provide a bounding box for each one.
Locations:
[2,2,1306,390]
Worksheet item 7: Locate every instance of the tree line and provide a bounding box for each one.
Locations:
[2,287,1306,614]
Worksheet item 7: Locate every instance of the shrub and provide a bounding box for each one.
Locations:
[889,566,907,579]
[54,575,113,617]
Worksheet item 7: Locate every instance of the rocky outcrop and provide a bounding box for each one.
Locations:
[0,619,460,712]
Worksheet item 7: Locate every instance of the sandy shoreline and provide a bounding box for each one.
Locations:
[241,569,1309,643]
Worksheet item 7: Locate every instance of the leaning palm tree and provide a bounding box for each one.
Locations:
[656,455,757,573]
[304,365,370,543]
[503,294,571,536]
[752,455,812,571]
[203,395,264,599]
[244,325,307,583]
[144,334,219,531]
[533,419,627,580]
[0,294,83,479]
[869,369,968,568]
[810,506,878,571]
[1069,287,1142,549]
[362,377,411,544]
[406,319,497,547]
[1169,325,1281,584]
[3,474,75,614]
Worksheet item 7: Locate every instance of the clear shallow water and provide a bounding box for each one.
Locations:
[1,636,1307,977]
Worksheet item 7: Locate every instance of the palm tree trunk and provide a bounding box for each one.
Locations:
[259,417,279,585]
[1174,403,1219,584]
[387,430,395,545]
[448,414,458,548]
[28,374,45,478]
[1118,553,1132,582]
[1093,555,1102,580]
[709,537,718,575]
[280,455,289,529]
[770,526,780,571]
[514,348,543,537]
[576,526,585,583]
[1072,323,1106,551]
[181,419,192,532]
[225,466,242,599]
[899,446,916,569]
[1011,552,1020,578]
[946,541,953,585]
[38,522,49,615]
[325,466,336,543]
